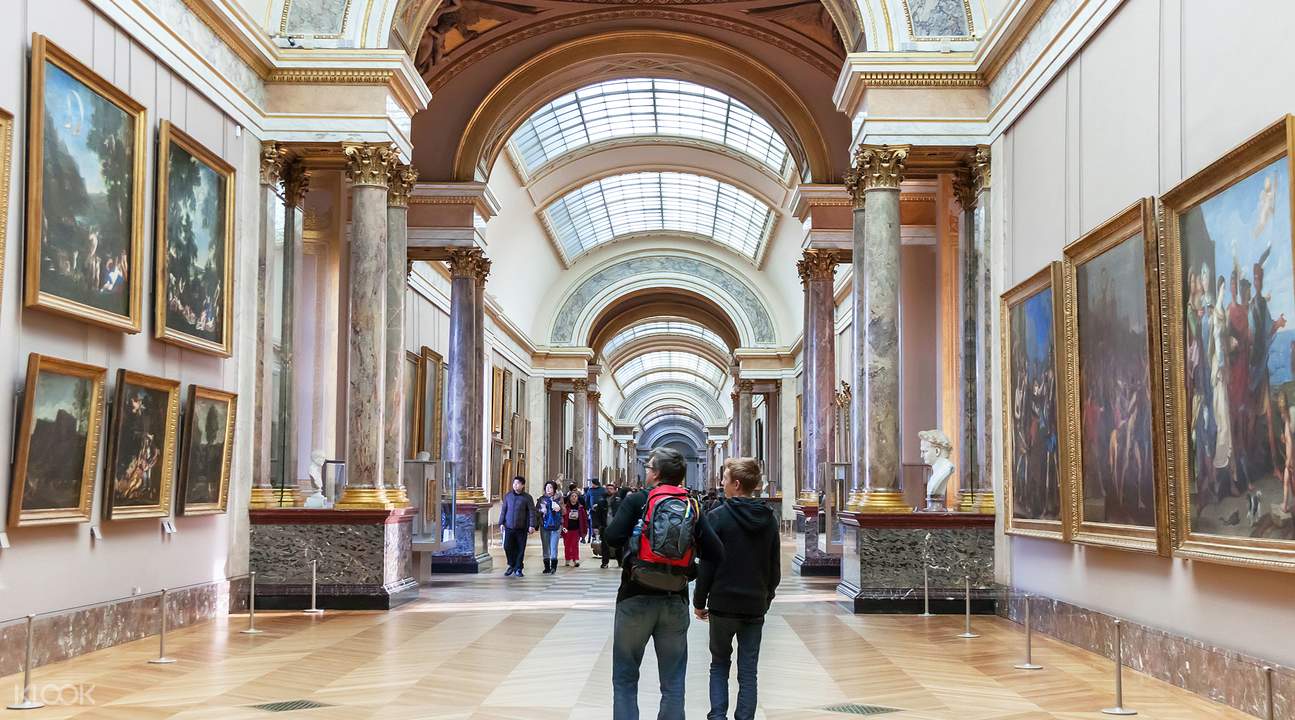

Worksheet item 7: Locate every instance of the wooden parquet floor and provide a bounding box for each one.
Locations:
[0,541,1252,719]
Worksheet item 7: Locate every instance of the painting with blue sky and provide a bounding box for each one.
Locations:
[1009,284,1062,522]
[163,138,226,345]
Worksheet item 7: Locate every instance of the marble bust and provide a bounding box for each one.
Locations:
[918,429,955,512]
[303,450,328,508]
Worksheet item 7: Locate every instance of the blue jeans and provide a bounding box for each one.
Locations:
[707,615,763,720]
[541,529,560,560]
[612,594,690,720]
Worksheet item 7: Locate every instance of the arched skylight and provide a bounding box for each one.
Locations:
[544,172,774,262]
[510,78,790,175]
[603,318,730,357]
[613,350,728,398]
[640,405,705,427]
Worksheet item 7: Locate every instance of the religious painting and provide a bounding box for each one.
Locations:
[103,370,180,520]
[420,347,445,458]
[25,35,146,332]
[1061,199,1169,554]
[1002,263,1069,540]
[7,354,106,528]
[155,121,235,356]
[1162,115,1295,572]
[176,385,236,516]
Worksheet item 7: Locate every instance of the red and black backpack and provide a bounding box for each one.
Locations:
[630,484,701,591]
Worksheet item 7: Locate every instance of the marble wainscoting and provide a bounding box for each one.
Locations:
[0,578,244,677]
[998,592,1291,719]
[249,508,417,610]
[430,503,493,574]
[838,511,995,614]
[793,505,843,577]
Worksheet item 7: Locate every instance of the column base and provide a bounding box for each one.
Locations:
[248,486,285,509]
[853,489,912,514]
[455,489,487,504]
[383,485,412,508]
[836,581,997,614]
[794,553,842,577]
[429,552,494,574]
[957,491,997,514]
[336,486,399,510]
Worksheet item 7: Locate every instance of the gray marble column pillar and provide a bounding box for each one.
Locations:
[445,248,491,502]
[572,380,588,485]
[471,275,486,498]
[278,162,309,501]
[955,146,996,513]
[338,143,398,509]
[797,249,838,505]
[737,380,755,456]
[850,144,911,513]
[251,143,287,509]
[586,389,601,482]
[382,162,417,507]
[545,381,565,482]
[766,389,781,496]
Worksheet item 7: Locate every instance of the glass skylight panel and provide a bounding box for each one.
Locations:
[510,78,789,174]
[621,371,719,398]
[603,320,728,356]
[613,350,727,398]
[544,172,773,260]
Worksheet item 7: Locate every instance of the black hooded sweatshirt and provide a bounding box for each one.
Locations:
[693,497,781,618]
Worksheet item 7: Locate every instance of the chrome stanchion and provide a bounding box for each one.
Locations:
[917,565,935,617]
[1263,666,1274,720]
[148,589,177,664]
[1014,593,1043,670]
[1101,619,1136,716]
[6,614,44,710]
[303,560,324,615]
[956,576,979,639]
[240,572,264,635]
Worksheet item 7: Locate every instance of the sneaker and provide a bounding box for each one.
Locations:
[504,567,515,576]
[574,562,580,568]
[516,569,524,578]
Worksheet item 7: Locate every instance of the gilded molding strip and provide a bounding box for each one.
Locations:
[266,68,396,84]
[858,71,984,88]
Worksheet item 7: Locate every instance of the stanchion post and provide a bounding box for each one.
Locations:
[303,560,324,615]
[241,572,264,635]
[1015,593,1043,670]
[6,614,45,710]
[917,565,934,617]
[1263,666,1274,720]
[1101,619,1136,716]
[957,576,979,639]
[148,588,177,665]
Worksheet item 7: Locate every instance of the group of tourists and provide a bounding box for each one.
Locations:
[497,477,632,576]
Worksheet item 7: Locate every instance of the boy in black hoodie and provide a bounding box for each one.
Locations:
[693,457,780,720]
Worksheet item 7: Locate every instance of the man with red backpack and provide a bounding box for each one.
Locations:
[603,447,724,720]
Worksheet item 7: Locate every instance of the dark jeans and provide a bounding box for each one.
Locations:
[502,528,528,570]
[612,594,690,720]
[707,614,764,720]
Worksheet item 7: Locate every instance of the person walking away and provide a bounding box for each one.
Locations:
[592,491,611,566]
[499,476,536,577]
[694,458,780,720]
[536,480,564,574]
[604,448,724,720]
[584,479,607,543]
[602,486,630,569]
[561,489,588,567]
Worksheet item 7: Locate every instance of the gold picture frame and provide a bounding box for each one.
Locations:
[405,349,421,458]
[491,366,505,436]
[8,354,107,528]
[155,121,236,356]
[176,385,236,516]
[0,107,12,313]
[103,369,181,520]
[1001,262,1070,541]
[420,346,445,458]
[1060,198,1170,555]
[1161,115,1295,572]
[25,34,146,332]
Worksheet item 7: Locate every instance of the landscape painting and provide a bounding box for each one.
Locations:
[8,354,106,528]
[1164,115,1295,572]
[1003,263,1067,540]
[177,386,236,515]
[104,370,180,520]
[156,122,235,355]
[1063,199,1167,554]
[26,35,145,332]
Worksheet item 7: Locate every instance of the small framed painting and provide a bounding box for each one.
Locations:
[8,354,107,528]
[103,370,181,520]
[1001,263,1070,541]
[420,347,445,459]
[176,385,236,516]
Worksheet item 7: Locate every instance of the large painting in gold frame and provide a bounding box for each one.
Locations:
[1001,263,1070,541]
[25,34,146,332]
[1161,115,1295,572]
[8,354,107,528]
[176,385,236,516]
[419,346,445,458]
[155,121,236,356]
[103,370,181,520]
[1060,198,1169,555]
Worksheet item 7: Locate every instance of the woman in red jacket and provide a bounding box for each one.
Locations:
[560,488,588,567]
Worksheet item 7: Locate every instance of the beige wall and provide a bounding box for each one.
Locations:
[0,0,260,617]
[994,0,1295,666]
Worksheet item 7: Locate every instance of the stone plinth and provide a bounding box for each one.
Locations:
[793,504,841,577]
[837,511,994,614]
[430,502,493,573]
[249,508,417,610]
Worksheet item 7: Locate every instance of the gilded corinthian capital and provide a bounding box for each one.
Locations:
[953,144,991,210]
[283,162,311,208]
[796,248,838,286]
[851,144,910,191]
[260,142,288,186]
[447,247,491,283]
[343,143,398,188]
[388,162,419,208]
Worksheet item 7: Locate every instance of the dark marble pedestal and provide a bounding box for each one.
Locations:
[249,508,419,610]
[793,504,841,577]
[430,502,493,573]
[837,511,994,614]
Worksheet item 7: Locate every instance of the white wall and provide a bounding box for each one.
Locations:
[995,0,1295,666]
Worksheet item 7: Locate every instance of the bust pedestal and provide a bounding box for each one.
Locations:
[429,501,494,573]
[793,504,842,577]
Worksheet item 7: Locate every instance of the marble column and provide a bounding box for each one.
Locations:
[586,389,601,482]
[338,143,398,509]
[766,388,781,496]
[572,379,588,485]
[251,142,288,509]
[279,161,309,501]
[445,247,491,502]
[730,388,741,457]
[737,380,755,456]
[955,147,996,513]
[471,272,486,498]
[545,380,566,482]
[797,249,838,505]
[382,162,417,507]
[851,144,911,513]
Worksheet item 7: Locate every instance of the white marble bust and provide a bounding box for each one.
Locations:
[918,429,955,512]
[303,450,328,508]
